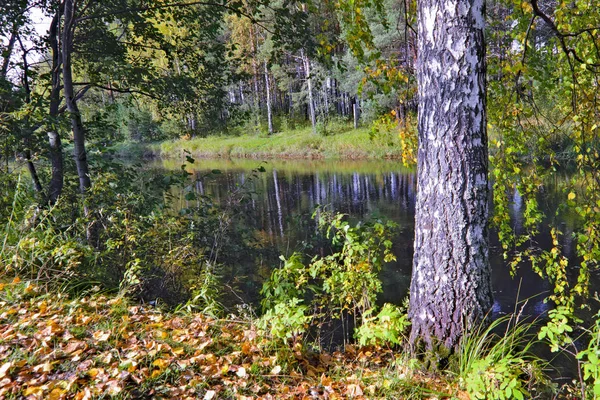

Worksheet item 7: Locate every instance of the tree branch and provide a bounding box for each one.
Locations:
[74,0,273,33]
[529,0,600,69]
[72,82,160,99]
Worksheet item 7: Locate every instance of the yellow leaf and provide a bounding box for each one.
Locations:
[152,358,170,369]
[24,386,44,396]
[12,277,20,284]
[88,368,102,379]
[568,192,576,200]
[48,387,68,400]
[154,330,168,339]
[93,331,110,342]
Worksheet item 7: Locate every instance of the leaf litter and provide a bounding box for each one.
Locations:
[0,279,456,399]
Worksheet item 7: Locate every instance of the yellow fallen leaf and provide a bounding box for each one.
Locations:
[93,331,110,341]
[151,369,162,378]
[154,330,168,340]
[24,386,44,396]
[48,387,68,400]
[152,358,170,369]
[12,277,20,284]
[568,192,576,200]
[241,342,252,355]
[88,368,102,379]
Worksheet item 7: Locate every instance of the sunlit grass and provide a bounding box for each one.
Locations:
[148,123,405,161]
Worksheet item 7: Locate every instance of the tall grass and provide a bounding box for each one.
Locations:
[454,312,552,399]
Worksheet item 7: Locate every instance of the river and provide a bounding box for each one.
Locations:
[153,158,588,321]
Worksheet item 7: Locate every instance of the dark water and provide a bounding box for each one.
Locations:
[156,158,588,318]
[152,158,597,378]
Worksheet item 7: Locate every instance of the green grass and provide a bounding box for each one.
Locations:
[152,123,405,161]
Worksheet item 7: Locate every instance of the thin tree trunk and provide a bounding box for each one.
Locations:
[63,0,98,245]
[353,97,359,129]
[47,7,64,206]
[62,0,92,195]
[264,61,273,134]
[1,25,18,79]
[301,49,317,135]
[17,35,45,196]
[249,25,260,131]
[408,0,492,350]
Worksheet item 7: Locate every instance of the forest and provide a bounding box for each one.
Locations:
[1,0,600,398]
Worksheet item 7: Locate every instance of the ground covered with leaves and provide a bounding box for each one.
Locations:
[0,278,462,399]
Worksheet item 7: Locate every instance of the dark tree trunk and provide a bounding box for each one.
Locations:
[408,0,492,350]
[47,7,64,206]
[1,25,18,79]
[62,0,92,195]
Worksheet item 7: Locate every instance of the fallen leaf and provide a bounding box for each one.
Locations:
[236,367,247,378]
[346,384,363,397]
[48,387,68,400]
[152,358,170,369]
[0,362,12,379]
[204,390,216,400]
[93,331,110,342]
[270,365,281,375]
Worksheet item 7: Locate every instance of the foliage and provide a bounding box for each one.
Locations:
[260,211,398,346]
[355,302,410,347]
[455,314,552,400]
[577,309,600,398]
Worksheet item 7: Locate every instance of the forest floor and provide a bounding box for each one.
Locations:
[112,124,407,162]
[0,278,464,399]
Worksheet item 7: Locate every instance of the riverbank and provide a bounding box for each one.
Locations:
[111,124,407,161]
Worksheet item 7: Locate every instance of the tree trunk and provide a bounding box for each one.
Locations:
[17,35,44,196]
[264,61,273,134]
[62,0,92,195]
[301,50,317,135]
[353,97,359,129]
[249,26,260,131]
[408,0,492,350]
[0,24,18,79]
[47,8,64,206]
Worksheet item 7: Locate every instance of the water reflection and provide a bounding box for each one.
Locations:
[157,158,579,318]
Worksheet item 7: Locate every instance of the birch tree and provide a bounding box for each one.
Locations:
[408,0,492,349]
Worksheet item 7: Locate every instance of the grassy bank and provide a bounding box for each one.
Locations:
[111,124,407,161]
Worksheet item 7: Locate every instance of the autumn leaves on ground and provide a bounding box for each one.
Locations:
[0,278,457,400]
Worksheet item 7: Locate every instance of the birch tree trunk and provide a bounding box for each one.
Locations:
[301,49,317,135]
[264,61,273,134]
[408,0,492,350]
